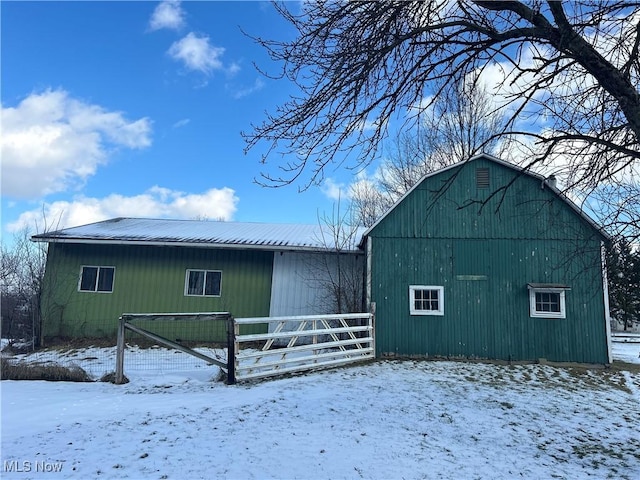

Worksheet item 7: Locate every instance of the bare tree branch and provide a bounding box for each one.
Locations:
[244,1,640,197]
[350,76,508,226]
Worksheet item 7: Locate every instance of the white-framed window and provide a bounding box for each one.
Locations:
[79,266,115,293]
[527,283,569,319]
[409,285,444,316]
[185,269,222,297]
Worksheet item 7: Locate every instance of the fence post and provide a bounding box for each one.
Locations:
[226,314,236,385]
[370,302,376,359]
[115,316,126,384]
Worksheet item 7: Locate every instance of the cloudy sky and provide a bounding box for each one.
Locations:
[2,1,347,237]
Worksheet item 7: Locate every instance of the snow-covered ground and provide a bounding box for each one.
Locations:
[612,337,640,364]
[1,342,639,479]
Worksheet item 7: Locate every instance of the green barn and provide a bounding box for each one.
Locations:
[33,154,612,364]
[362,154,611,364]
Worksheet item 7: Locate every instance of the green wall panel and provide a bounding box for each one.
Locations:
[42,243,273,342]
[371,158,599,242]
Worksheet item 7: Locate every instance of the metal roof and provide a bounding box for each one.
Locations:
[32,217,366,253]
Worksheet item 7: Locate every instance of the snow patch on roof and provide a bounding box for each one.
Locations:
[33,217,365,252]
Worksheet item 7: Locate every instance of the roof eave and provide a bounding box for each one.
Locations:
[32,236,363,254]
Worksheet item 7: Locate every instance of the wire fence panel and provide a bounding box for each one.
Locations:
[114,312,233,384]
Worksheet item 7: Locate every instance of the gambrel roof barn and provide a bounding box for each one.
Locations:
[361,154,611,364]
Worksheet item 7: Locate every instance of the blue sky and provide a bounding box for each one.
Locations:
[1,0,351,237]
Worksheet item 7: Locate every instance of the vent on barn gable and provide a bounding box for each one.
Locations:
[476,168,490,188]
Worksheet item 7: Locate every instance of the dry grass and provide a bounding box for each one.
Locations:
[0,359,92,382]
[99,371,129,384]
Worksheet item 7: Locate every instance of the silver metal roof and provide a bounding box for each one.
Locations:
[32,217,366,253]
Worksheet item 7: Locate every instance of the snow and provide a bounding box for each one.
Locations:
[1,343,639,479]
[612,340,640,364]
[34,217,367,252]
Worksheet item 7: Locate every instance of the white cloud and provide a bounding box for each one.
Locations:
[172,118,190,128]
[168,32,226,75]
[321,178,349,201]
[231,78,265,99]
[1,89,152,199]
[408,94,435,115]
[7,186,239,234]
[149,0,185,31]
[227,62,241,78]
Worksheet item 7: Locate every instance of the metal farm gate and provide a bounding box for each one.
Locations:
[232,312,375,382]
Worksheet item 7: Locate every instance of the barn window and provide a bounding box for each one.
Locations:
[185,269,222,297]
[409,285,444,316]
[79,266,115,293]
[527,284,569,319]
[476,168,490,188]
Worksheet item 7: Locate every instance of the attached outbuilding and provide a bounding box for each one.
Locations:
[361,154,611,364]
[33,219,364,341]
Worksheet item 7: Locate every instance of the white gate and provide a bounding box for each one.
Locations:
[233,312,374,382]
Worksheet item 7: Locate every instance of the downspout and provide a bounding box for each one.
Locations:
[601,241,613,364]
[366,235,375,357]
[365,236,372,311]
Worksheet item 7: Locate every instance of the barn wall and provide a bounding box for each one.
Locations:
[369,157,609,363]
[41,243,273,341]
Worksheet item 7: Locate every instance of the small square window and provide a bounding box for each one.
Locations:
[79,266,115,293]
[528,284,568,318]
[185,269,222,297]
[409,285,444,316]
[535,292,561,313]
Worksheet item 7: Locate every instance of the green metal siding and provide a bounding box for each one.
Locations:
[42,243,273,341]
[369,158,609,363]
[372,159,598,242]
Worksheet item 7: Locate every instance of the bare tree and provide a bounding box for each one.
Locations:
[1,211,62,349]
[588,180,640,243]
[310,199,364,314]
[402,75,508,174]
[349,176,390,229]
[244,1,640,222]
[1,228,48,349]
[351,75,509,226]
